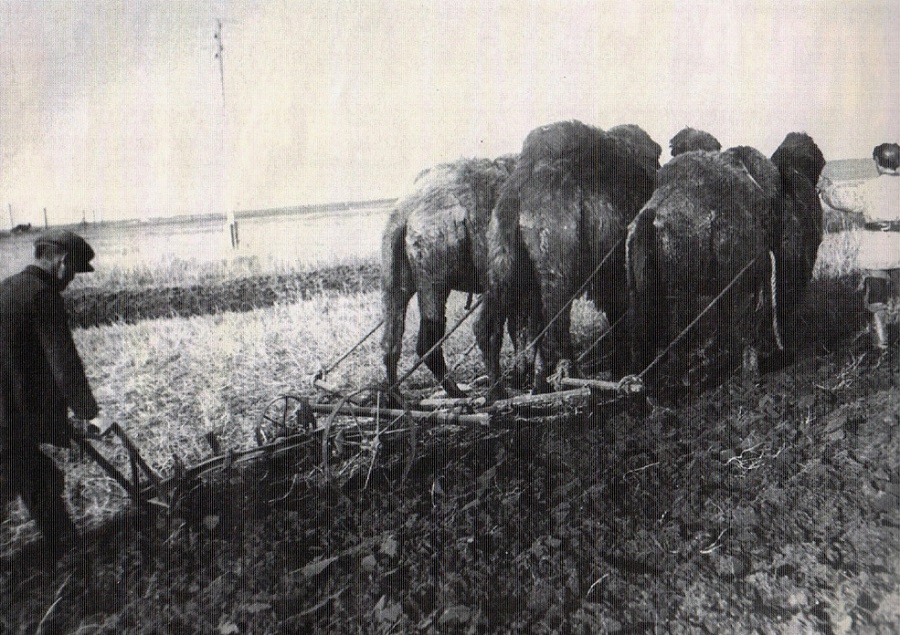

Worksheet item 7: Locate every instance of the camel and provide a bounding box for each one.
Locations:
[769,132,827,354]
[627,133,825,392]
[475,121,661,400]
[381,155,530,399]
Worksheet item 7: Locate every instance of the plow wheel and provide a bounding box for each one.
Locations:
[320,406,376,484]
[256,394,317,445]
[317,390,413,488]
[256,394,370,477]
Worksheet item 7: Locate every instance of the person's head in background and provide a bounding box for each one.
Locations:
[872,142,900,175]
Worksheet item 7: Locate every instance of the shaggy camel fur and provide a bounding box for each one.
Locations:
[476,121,661,399]
[769,132,826,353]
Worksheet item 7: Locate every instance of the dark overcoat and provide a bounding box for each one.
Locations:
[0,265,98,448]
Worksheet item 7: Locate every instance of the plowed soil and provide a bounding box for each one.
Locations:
[63,263,381,328]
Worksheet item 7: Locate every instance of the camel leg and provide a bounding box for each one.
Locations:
[475,288,508,402]
[532,337,551,394]
[508,301,538,389]
[630,286,668,396]
[416,286,466,398]
[665,290,698,399]
[743,288,768,382]
[604,304,630,377]
[631,283,664,378]
[590,268,630,378]
[533,278,576,394]
[702,285,751,389]
[505,310,525,389]
[416,318,466,398]
[627,211,665,380]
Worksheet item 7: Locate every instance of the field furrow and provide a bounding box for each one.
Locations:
[64,263,381,328]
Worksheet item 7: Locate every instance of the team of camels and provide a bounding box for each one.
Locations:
[380,122,825,403]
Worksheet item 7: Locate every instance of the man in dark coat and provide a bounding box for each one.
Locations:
[0,229,100,569]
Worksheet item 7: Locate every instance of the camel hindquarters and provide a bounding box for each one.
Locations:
[583,205,630,374]
[519,206,581,392]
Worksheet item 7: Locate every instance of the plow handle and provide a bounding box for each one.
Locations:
[70,434,144,504]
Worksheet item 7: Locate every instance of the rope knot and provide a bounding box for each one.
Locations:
[617,375,644,395]
[547,359,574,391]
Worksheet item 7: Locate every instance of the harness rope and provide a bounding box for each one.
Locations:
[481,236,624,398]
[769,249,784,351]
[448,340,479,376]
[321,237,782,400]
[523,237,624,355]
[319,318,384,377]
[389,296,484,394]
[576,313,626,364]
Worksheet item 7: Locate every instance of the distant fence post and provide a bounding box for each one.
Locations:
[227,209,239,249]
[230,220,239,248]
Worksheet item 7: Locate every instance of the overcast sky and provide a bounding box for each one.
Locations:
[1,0,898,224]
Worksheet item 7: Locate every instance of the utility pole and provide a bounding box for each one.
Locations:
[214,19,238,249]
[214,18,225,100]
[7,203,13,229]
[44,208,48,228]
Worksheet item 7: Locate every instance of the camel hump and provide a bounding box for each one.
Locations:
[607,123,663,173]
[669,127,722,157]
[771,132,826,185]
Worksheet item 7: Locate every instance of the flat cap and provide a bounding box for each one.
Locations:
[34,229,95,272]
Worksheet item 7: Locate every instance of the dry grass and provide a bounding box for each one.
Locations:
[2,287,495,545]
[67,252,375,291]
[0,290,361,545]
[74,291,385,516]
[813,230,863,280]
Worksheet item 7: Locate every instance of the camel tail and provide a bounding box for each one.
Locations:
[380,212,414,364]
[627,207,663,369]
[486,188,520,296]
[627,208,658,303]
[381,213,410,293]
